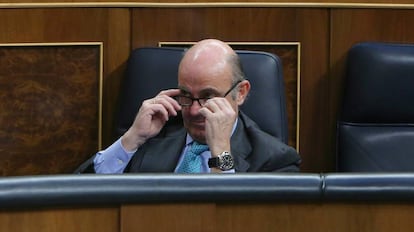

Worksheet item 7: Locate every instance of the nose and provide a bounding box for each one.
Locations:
[188,99,203,115]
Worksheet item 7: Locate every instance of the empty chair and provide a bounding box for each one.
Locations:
[337,42,414,172]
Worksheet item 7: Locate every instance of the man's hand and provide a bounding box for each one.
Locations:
[198,97,236,156]
[121,89,182,151]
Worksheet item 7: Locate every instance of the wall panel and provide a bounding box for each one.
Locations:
[0,8,130,175]
[0,43,102,175]
[122,203,216,232]
[1,202,414,232]
[0,207,119,232]
[121,203,414,232]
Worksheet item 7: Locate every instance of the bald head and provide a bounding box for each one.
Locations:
[176,39,250,143]
[178,39,243,86]
[183,39,235,63]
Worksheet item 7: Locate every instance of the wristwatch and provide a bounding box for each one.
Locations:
[208,151,235,171]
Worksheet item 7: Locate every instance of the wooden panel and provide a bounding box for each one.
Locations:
[329,9,414,170]
[132,7,330,172]
[331,8,414,66]
[104,9,132,144]
[1,202,413,232]
[0,43,101,176]
[218,203,414,232]
[121,203,216,232]
[120,202,414,232]
[0,8,131,175]
[0,207,119,232]
[228,43,300,148]
[293,9,331,172]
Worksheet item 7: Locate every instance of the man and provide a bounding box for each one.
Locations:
[76,39,301,173]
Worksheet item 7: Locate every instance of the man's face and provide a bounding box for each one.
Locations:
[177,65,239,143]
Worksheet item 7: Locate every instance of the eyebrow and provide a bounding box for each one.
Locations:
[177,86,191,95]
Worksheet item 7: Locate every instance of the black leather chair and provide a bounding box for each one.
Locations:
[114,47,289,144]
[336,42,414,172]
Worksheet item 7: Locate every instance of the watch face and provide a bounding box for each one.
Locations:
[219,152,234,170]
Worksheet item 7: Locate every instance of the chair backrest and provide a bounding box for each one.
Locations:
[114,47,288,143]
[337,42,414,172]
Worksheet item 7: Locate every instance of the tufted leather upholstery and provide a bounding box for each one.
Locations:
[337,42,414,172]
[114,47,289,144]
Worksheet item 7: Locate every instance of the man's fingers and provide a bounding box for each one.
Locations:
[151,95,181,116]
[158,88,181,97]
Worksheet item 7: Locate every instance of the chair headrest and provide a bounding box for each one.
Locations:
[341,42,414,124]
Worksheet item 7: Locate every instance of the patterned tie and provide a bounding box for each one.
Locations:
[176,141,209,173]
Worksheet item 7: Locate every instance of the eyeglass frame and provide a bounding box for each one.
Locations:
[176,80,243,107]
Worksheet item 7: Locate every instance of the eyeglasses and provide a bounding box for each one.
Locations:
[176,80,242,107]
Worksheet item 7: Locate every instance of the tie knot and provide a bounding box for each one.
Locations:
[190,141,209,155]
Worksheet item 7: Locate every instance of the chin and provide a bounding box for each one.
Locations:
[188,128,206,144]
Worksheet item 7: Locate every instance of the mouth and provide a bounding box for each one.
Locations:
[191,120,205,127]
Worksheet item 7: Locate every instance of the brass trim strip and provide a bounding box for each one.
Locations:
[296,42,301,152]
[1,2,414,9]
[0,42,103,47]
[98,43,104,151]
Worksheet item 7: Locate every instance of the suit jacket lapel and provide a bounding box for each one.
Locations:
[231,115,252,172]
[139,128,187,172]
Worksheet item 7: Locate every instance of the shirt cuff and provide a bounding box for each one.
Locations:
[93,137,136,173]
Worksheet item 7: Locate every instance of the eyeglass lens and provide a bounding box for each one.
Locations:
[177,80,242,107]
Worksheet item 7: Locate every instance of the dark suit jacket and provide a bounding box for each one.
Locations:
[76,112,301,173]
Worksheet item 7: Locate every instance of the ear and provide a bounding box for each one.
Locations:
[236,80,251,105]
